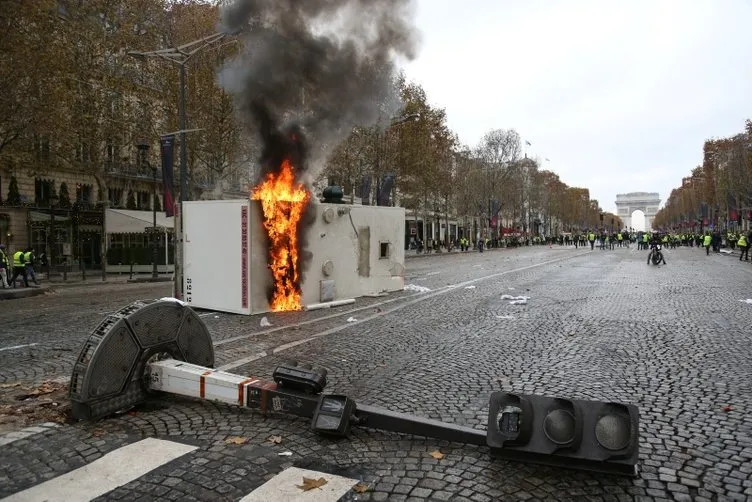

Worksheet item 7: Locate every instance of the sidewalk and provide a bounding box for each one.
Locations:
[2,272,174,292]
[0,285,47,301]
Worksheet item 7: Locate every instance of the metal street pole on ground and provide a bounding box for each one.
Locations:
[128,32,231,298]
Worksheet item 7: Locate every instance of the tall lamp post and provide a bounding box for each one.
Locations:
[128,31,233,297]
[48,194,59,279]
[137,140,159,279]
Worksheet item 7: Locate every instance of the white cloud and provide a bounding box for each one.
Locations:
[402,0,752,212]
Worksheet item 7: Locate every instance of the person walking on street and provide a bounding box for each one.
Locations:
[703,233,712,256]
[0,244,10,288]
[10,248,28,288]
[738,233,749,261]
[23,248,39,285]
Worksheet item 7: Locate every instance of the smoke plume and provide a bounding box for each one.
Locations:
[218,0,420,182]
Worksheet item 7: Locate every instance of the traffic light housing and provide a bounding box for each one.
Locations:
[486,392,639,476]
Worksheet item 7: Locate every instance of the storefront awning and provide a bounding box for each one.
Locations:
[29,211,71,223]
[105,209,174,234]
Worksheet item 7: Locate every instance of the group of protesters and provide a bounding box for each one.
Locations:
[0,244,43,288]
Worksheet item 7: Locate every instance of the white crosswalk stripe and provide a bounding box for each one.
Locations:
[2,438,362,502]
[1,438,198,502]
[239,466,360,502]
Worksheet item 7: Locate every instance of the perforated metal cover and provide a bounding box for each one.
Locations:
[69,300,214,420]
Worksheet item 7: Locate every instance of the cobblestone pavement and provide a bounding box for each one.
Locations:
[2,245,752,501]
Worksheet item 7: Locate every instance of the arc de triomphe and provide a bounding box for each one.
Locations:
[615,192,661,231]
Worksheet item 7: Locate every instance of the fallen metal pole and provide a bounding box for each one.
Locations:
[145,359,637,476]
[148,359,486,445]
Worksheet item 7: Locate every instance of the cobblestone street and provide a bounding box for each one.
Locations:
[1,245,752,501]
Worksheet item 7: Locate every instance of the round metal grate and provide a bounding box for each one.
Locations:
[69,300,214,420]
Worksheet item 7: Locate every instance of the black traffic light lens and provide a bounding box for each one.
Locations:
[595,413,631,451]
[543,409,576,445]
[497,406,522,434]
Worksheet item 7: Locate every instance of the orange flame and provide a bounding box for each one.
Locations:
[251,159,311,311]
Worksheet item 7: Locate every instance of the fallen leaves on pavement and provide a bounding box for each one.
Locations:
[0,380,71,433]
[429,450,446,460]
[298,477,328,491]
[268,435,282,444]
[722,405,733,412]
[225,436,249,445]
[352,482,369,493]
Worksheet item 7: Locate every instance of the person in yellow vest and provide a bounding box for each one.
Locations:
[0,244,10,288]
[703,233,712,256]
[738,233,749,261]
[10,248,28,288]
[588,231,595,250]
[23,247,39,285]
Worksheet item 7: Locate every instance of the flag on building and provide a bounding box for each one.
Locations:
[360,174,372,205]
[376,173,395,206]
[727,193,738,222]
[160,135,176,217]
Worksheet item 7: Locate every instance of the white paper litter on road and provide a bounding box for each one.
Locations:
[159,297,186,306]
[404,284,431,293]
[507,287,516,290]
[347,317,357,322]
[278,451,293,456]
[720,249,733,254]
[501,295,530,301]
[495,315,515,320]
[509,299,528,305]
[464,286,476,289]
[739,299,752,304]
[260,317,272,327]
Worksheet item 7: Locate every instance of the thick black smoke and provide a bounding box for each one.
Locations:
[218,0,420,181]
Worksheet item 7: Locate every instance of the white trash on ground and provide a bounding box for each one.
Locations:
[739,299,752,305]
[260,317,272,327]
[501,294,530,306]
[464,285,476,289]
[347,317,358,322]
[159,297,187,306]
[495,315,515,320]
[404,284,431,293]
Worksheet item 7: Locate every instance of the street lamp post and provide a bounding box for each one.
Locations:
[128,31,233,298]
[137,140,159,279]
[49,194,59,280]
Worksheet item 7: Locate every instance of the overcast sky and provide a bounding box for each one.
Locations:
[400,0,752,213]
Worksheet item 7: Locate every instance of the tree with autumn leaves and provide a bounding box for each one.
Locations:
[2,0,610,233]
[323,76,615,237]
[654,120,752,230]
[0,0,248,202]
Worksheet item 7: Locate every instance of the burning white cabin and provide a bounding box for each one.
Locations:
[182,199,406,315]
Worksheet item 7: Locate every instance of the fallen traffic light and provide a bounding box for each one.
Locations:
[69,300,640,478]
[311,394,356,436]
[486,392,639,476]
